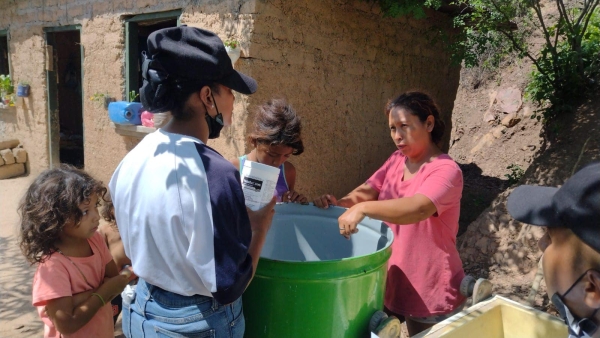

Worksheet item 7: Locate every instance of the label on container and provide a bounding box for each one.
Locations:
[241,174,277,210]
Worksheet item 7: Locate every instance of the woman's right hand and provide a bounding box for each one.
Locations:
[247,197,276,235]
[313,194,338,209]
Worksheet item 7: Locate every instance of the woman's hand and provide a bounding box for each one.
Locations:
[313,194,338,209]
[338,204,365,239]
[282,190,308,204]
[247,197,277,235]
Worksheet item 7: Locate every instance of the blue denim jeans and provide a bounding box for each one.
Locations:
[122,279,245,338]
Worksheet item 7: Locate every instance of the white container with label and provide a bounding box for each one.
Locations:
[240,160,280,211]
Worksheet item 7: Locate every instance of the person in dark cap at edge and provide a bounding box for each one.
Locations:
[108,26,276,338]
[507,162,600,338]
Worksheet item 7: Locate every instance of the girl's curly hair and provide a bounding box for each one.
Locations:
[18,164,107,264]
[248,98,304,155]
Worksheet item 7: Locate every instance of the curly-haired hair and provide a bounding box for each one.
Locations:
[248,98,304,155]
[18,164,107,264]
[385,91,445,147]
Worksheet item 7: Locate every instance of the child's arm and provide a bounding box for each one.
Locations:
[105,257,119,278]
[44,274,129,335]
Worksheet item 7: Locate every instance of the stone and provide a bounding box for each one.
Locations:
[0,156,4,166]
[12,148,27,163]
[496,87,522,114]
[0,149,15,164]
[0,139,19,150]
[475,237,489,252]
[492,125,506,138]
[0,163,25,179]
[501,113,521,128]
[483,110,495,124]
[521,145,536,151]
[470,133,495,154]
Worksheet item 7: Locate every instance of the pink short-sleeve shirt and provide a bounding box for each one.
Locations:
[367,151,466,317]
[32,232,114,338]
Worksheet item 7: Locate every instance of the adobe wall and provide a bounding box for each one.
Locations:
[0,0,253,184]
[0,0,460,198]
[246,0,460,198]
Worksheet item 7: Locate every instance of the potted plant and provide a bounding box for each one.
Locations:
[0,75,15,108]
[17,81,30,97]
[224,40,241,66]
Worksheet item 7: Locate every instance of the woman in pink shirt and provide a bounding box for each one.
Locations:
[315,91,466,336]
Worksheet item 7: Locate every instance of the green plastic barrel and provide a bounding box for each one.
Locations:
[243,203,394,337]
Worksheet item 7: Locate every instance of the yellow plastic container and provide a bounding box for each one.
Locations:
[413,296,567,338]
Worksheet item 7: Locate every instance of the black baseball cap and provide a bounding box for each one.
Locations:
[507,162,600,252]
[145,26,257,95]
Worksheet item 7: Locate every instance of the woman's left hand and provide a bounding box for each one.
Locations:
[338,204,365,239]
[283,190,308,204]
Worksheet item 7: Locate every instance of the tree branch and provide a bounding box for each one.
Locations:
[580,0,600,38]
[531,0,557,54]
[557,0,575,35]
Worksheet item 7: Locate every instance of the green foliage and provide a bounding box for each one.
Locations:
[224,40,239,49]
[505,163,524,185]
[0,74,14,95]
[525,8,600,120]
[367,0,600,122]
[369,0,442,19]
[128,90,139,102]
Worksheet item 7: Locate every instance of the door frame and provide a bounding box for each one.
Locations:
[44,25,83,169]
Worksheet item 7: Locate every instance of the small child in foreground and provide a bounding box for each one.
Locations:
[18,165,129,338]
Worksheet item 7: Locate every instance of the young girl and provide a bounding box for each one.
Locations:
[18,165,130,338]
[231,98,307,203]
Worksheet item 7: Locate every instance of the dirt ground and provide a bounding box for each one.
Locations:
[0,175,41,337]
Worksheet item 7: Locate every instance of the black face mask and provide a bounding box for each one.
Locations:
[205,93,224,139]
[551,269,600,338]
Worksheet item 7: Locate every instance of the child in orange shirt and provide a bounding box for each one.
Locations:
[18,165,130,338]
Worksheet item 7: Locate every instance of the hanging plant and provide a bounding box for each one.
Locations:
[224,40,241,66]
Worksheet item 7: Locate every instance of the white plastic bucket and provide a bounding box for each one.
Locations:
[240,160,280,210]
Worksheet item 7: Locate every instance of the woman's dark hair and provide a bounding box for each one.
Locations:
[248,99,304,155]
[385,91,445,146]
[18,164,107,264]
[141,77,220,121]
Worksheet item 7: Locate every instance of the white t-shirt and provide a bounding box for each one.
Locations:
[109,129,252,304]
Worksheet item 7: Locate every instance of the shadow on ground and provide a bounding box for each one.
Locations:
[0,235,42,336]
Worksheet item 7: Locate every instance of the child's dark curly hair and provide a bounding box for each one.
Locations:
[248,98,304,155]
[18,164,107,264]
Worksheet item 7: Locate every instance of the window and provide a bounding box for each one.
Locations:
[0,29,10,76]
[125,10,181,102]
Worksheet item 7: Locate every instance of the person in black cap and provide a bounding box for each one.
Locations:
[507,162,600,338]
[109,26,275,338]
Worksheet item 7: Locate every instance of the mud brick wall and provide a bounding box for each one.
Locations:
[0,0,459,197]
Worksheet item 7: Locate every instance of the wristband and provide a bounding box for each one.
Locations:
[92,293,106,306]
